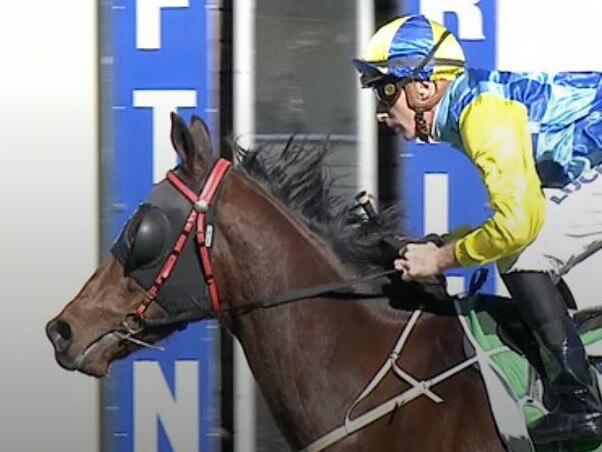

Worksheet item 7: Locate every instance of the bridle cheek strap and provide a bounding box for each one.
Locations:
[190,159,232,318]
[133,158,232,320]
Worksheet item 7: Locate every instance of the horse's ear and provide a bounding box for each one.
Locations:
[189,115,213,157]
[170,112,205,176]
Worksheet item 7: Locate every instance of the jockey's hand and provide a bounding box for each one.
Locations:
[394,242,458,282]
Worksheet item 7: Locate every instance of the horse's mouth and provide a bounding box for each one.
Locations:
[71,332,123,378]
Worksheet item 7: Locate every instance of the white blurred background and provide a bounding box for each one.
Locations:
[0,1,98,451]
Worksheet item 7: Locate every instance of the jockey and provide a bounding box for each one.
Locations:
[353,14,602,444]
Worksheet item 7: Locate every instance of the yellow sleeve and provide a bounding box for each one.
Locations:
[453,93,546,267]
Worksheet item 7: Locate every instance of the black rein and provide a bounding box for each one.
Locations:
[140,267,398,329]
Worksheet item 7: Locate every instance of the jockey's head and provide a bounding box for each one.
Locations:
[353,15,465,141]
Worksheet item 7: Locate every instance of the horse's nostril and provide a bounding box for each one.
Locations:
[47,319,73,353]
[56,320,72,342]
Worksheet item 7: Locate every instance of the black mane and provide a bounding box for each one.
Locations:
[237,139,403,272]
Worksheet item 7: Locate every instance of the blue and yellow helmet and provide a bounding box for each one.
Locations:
[353,15,465,86]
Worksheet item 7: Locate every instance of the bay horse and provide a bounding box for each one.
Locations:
[46,113,505,451]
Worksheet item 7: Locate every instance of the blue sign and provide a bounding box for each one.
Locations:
[102,1,219,451]
[399,0,498,295]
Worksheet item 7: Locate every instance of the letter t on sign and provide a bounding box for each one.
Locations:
[133,90,197,183]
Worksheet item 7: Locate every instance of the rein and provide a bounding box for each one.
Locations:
[122,157,399,333]
[140,267,399,328]
[123,159,441,333]
[116,156,479,451]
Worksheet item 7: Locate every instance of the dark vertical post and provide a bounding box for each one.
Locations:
[375,0,400,208]
[219,1,235,452]
[220,0,234,161]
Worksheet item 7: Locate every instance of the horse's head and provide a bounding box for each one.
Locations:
[46,109,411,381]
[46,113,223,377]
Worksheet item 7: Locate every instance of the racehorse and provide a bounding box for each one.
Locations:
[46,113,506,451]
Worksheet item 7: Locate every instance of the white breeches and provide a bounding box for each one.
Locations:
[498,164,602,308]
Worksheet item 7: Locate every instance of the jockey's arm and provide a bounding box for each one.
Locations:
[453,93,546,267]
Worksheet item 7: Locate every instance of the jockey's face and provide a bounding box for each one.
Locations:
[375,87,417,140]
[375,80,441,141]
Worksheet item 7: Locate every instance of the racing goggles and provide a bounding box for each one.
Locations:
[369,77,410,109]
[353,59,410,109]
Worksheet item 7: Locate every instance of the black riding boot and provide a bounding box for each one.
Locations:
[502,271,602,445]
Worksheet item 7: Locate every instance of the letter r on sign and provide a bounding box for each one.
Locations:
[420,0,485,40]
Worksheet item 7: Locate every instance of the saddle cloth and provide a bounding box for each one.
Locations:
[459,294,602,452]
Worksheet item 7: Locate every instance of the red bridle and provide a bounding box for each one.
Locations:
[131,158,231,322]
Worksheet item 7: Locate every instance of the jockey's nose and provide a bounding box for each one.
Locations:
[46,318,73,354]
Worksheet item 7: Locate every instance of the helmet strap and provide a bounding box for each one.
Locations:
[414,110,430,142]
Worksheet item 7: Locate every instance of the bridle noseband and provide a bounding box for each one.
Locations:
[123,158,231,334]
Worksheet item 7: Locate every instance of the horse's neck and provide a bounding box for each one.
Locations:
[218,172,357,293]
[216,174,462,447]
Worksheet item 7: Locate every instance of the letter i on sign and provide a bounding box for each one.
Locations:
[423,173,466,295]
